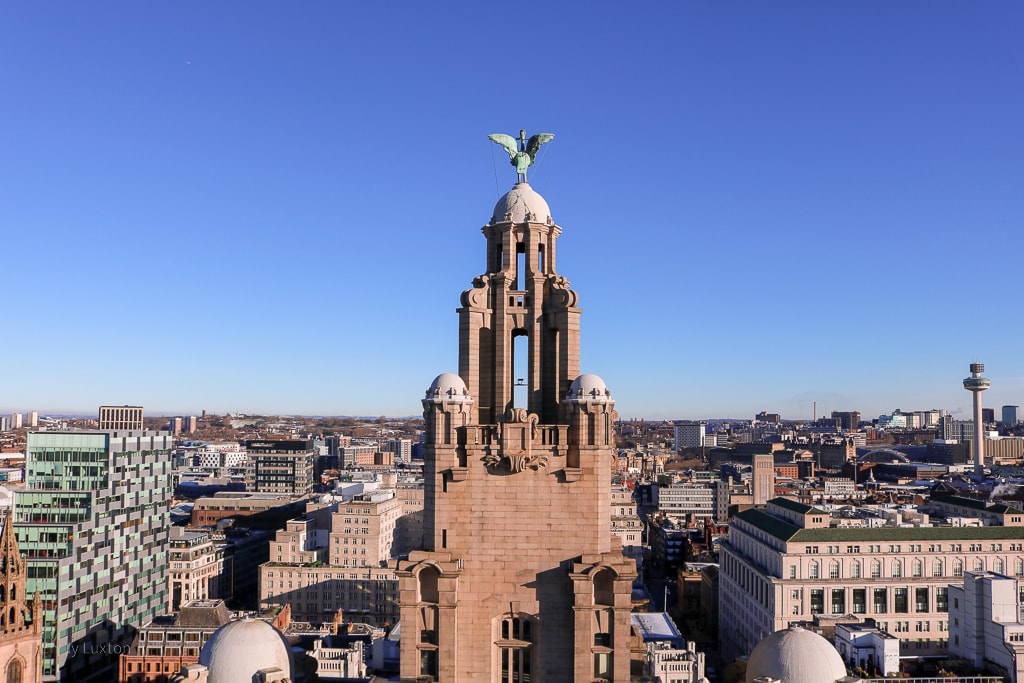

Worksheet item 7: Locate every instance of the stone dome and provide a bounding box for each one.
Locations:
[426,373,471,401]
[199,618,292,683]
[565,373,612,402]
[491,182,552,224]
[745,625,847,683]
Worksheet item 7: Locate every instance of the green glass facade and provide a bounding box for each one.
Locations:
[15,431,172,682]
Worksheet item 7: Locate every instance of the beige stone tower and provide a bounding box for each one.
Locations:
[397,175,636,682]
[0,511,43,683]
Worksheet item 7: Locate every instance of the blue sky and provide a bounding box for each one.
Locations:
[2,2,1022,421]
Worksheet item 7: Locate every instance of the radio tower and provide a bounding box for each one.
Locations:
[963,362,991,478]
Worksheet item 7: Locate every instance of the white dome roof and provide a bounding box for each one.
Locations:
[199,618,292,683]
[565,374,612,402]
[746,626,847,683]
[426,373,471,401]
[491,183,552,224]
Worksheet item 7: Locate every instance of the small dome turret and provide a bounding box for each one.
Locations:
[565,374,612,403]
[426,373,471,401]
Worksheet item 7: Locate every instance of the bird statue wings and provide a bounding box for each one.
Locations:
[488,131,555,182]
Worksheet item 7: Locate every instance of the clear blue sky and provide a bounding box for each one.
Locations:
[2,2,1022,421]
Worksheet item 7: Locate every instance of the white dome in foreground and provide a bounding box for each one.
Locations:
[199,618,292,683]
[746,625,847,683]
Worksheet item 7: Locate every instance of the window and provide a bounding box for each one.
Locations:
[829,562,840,579]
[810,589,824,614]
[853,589,866,614]
[874,588,888,614]
[871,561,881,578]
[953,560,963,577]
[809,562,819,579]
[498,616,534,683]
[912,560,922,577]
[831,589,845,614]
[894,588,908,613]
[936,588,948,612]
[7,659,22,683]
[916,587,929,613]
[933,560,943,577]
[891,561,903,578]
[850,561,861,579]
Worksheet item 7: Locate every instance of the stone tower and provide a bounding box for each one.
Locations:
[397,173,636,682]
[0,511,43,683]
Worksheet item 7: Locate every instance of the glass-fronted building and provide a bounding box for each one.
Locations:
[15,430,172,681]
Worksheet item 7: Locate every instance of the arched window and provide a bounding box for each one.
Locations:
[995,558,1005,575]
[6,658,22,683]
[594,569,615,607]
[932,560,943,577]
[871,560,881,578]
[418,566,439,604]
[850,561,861,579]
[1015,558,1023,576]
[808,562,819,579]
[829,562,840,579]
[973,558,985,572]
[912,560,922,577]
[953,559,964,577]
[891,561,902,578]
[497,615,536,683]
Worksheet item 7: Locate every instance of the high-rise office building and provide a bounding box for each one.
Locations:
[244,439,315,495]
[674,421,707,449]
[98,405,144,430]
[1003,405,1020,427]
[397,148,636,682]
[830,410,861,431]
[11,412,24,429]
[16,427,173,681]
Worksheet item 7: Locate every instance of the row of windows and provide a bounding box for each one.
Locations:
[793,557,1023,579]
[804,543,1020,554]
[796,586,949,616]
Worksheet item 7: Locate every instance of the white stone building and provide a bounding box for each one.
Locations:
[719,496,1024,663]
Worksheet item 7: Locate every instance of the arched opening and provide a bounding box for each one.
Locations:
[495,613,536,683]
[512,331,528,410]
[7,658,23,683]
[418,566,440,604]
[515,242,526,289]
[594,568,615,606]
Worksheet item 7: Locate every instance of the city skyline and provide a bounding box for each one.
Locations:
[4,2,1022,420]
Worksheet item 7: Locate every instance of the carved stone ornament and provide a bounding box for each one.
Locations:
[546,275,577,308]
[482,408,547,473]
[461,274,490,308]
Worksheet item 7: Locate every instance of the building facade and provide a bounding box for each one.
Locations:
[674,421,706,450]
[16,429,172,681]
[396,173,636,682]
[98,405,144,430]
[0,511,43,683]
[168,528,227,612]
[244,440,315,495]
[719,497,1024,664]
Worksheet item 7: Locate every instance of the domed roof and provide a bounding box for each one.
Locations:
[565,374,612,403]
[199,618,292,683]
[491,183,552,224]
[426,373,472,401]
[746,626,847,683]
